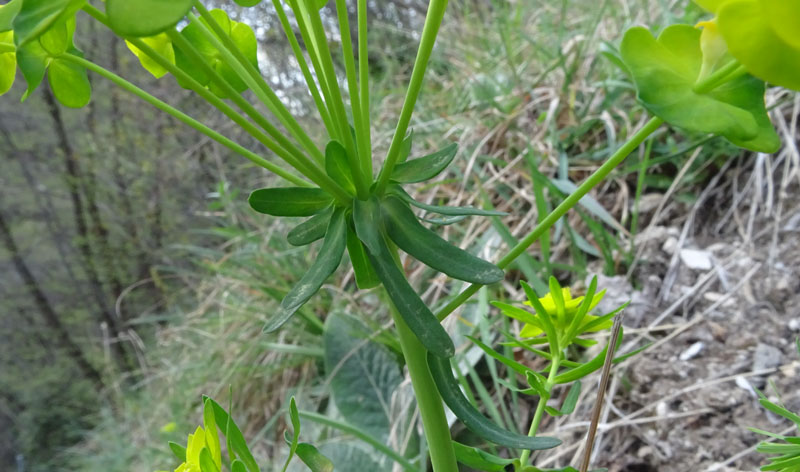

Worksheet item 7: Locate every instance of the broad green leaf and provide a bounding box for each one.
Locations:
[0,31,15,95]
[16,35,48,101]
[382,197,504,284]
[0,0,22,32]
[48,49,91,108]
[324,312,403,438]
[352,196,383,255]
[452,442,515,472]
[365,230,455,357]
[168,441,187,461]
[346,227,380,289]
[235,0,263,6]
[248,187,332,217]
[325,140,356,195]
[106,0,192,37]
[718,0,800,92]
[392,186,507,217]
[12,0,84,47]
[265,208,346,333]
[390,143,457,183]
[203,397,260,472]
[427,353,561,450]
[763,0,800,49]
[620,25,780,153]
[126,33,175,79]
[199,447,221,472]
[287,208,332,246]
[282,397,300,472]
[295,443,335,472]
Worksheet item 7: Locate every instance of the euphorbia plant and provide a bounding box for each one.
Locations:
[2,0,798,470]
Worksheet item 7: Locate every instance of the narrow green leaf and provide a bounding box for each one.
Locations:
[492,301,542,328]
[346,227,380,289]
[397,130,413,164]
[287,207,333,246]
[352,196,382,255]
[49,51,91,108]
[421,215,467,225]
[452,441,514,471]
[467,335,530,376]
[265,208,347,333]
[391,142,457,183]
[521,281,560,354]
[248,187,332,217]
[526,371,550,400]
[203,399,221,470]
[325,140,356,195]
[12,0,83,47]
[366,233,454,357]
[554,381,581,416]
[759,398,800,427]
[382,197,504,284]
[282,397,301,472]
[203,397,260,472]
[168,441,187,462]
[427,353,561,450]
[106,0,193,37]
[554,329,624,384]
[199,447,221,472]
[295,443,335,472]
[392,186,507,217]
[0,0,22,32]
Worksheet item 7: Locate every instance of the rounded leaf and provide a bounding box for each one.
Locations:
[106,0,193,37]
[718,0,800,91]
[48,50,91,108]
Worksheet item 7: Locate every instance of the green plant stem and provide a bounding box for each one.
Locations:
[693,59,744,94]
[190,2,325,165]
[358,0,372,175]
[375,0,449,194]
[518,355,562,466]
[298,410,422,472]
[435,116,664,322]
[335,0,372,184]
[61,53,313,188]
[389,303,459,472]
[271,0,336,138]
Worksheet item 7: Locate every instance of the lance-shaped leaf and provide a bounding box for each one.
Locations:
[718,0,800,92]
[287,207,332,246]
[231,460,247,472]
[354,207,454,357]
[382,197,504,284]
[264,208,346,333]
[106,0,193,37]
[390,142,458,183]
[346,227,380,289]
[452,442,515,472]
[248,187,332,217]
[325,140,356,195]
[391,186,507,217]
[620,25,780,153]
[544,381,581,417]
[282,397,301,472]
[427,353,562,450]
[202,396,260,472]
[168,441,187,461]
[0,31,15,95]
[12,0,84,47]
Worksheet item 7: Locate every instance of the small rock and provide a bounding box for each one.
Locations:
[679,248,713,270]
[753,343,782,371]
[662,236,678,254]
[679,341,705,361]
[789,319,800,332]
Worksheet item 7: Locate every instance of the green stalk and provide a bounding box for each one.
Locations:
[304,3,368,199]
[692,59,744,94]
[389,302,459,472]
[435,116,664,321]
[298,410,421,472]
[190,2,325,165]
[271,0,336,138]
[358,0,372,176]
[61,53,314,187]
[375,0,449,194]
[335,0,372,184]
[518,355,562,466]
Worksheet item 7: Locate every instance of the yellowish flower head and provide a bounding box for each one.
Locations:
[520,287,609,338]
[173,425,221,472]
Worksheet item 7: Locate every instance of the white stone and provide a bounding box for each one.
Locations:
[679,248,713,270]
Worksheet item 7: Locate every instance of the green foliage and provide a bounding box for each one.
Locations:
[126,33,175,78]
[248,188,332,217]
[620,25,779,153]
[12,0,84,47]
[106,0,192,37]
[390,142,458,183]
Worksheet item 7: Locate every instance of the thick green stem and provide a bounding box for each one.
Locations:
[518,355,562,466]
[375,0,449,194]
[390,304,459,472]
[61,53,311,187]
[435,116,664,321]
